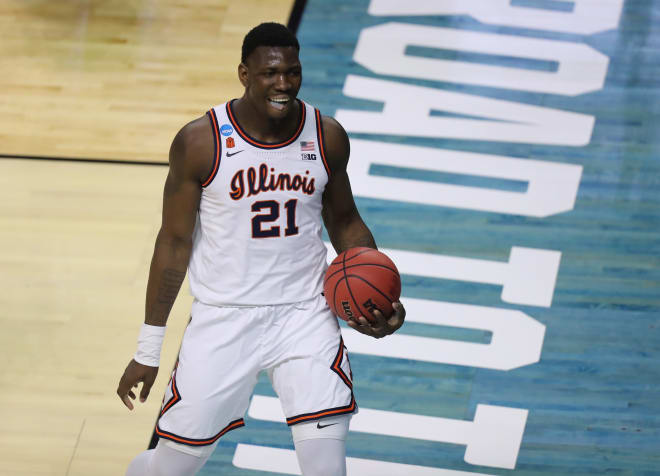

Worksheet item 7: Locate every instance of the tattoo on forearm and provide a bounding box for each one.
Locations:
[157,268,185,303]
[150,268,185,321]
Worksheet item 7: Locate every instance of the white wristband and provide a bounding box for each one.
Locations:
[133,323,166,367]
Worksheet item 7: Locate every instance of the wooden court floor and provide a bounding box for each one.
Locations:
[0,1,293,474]
[2,1,660,475]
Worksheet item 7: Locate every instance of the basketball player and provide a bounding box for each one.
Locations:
[117,22,406,476]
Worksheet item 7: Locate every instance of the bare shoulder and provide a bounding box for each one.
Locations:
[169,115,215,182]
[321,115,350,173]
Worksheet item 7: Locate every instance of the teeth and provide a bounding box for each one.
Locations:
[270,98,289,103]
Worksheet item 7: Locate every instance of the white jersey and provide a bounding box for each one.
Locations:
[188,100,331,306]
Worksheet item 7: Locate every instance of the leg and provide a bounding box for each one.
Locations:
[268,296,356,426]
[125,448,153,476]
[294,439,347,476]
[267,296,355,475]
[155,302,260,450]
[125,440,212,476]
[291,415,350,476]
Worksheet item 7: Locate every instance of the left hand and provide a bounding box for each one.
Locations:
[347,301,406,339]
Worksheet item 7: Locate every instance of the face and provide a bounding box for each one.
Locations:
[239,46,302,120]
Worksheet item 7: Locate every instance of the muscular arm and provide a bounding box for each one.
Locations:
[320,116,405,338]
[145,118,212,325]
[321,116,376,254]
[117,116,214,409]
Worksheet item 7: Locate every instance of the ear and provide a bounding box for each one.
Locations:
[238,62,249,88]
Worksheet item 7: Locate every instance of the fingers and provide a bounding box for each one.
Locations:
[139,372,157,403]
[347,318,377,338]
[116,371,135,410]
[346,302,406,339]
[368,308,388,327]
[347,314,386,339]
[117,360,158,410]
[361,317,381,337]
[117,384,135,410]
[121,394,135,410]
[118,379,144,409]
[387,302,406,331]
[365,312,388,338]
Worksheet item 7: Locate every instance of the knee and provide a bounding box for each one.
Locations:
[149,440,210,476]
[125,449,154,476]
[302,458,346,476]
[293,435,347,476]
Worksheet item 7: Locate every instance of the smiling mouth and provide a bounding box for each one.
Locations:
[268,97,291,111]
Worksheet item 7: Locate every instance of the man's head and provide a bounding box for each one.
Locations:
[239,23,302,120]
[241,22,300,64]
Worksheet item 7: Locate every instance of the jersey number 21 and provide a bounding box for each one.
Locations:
[251,199,299,238]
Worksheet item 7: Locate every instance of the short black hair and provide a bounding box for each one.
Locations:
[241,22,300,63]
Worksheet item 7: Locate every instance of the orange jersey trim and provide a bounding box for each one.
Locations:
[331,337,353,389]
[159,360,181,417]
[156,418,245,446]
[286,337,356,426]
[314,109,331,178]
[286,396,356,426]
[160,374,181,417]
[226,99,306,149]
[202,108,221,188]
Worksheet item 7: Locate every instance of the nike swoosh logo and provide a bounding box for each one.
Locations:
[317,422,338,429]
[226,150,244,157]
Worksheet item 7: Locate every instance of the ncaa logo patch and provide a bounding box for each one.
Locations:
[220,124,234,137]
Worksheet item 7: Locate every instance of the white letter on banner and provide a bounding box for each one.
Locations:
[326,243,561,308]
[347,139,582,218]
[234,443,494,475]
[335,75,594,146]
[339,297,545,370]
[355,23,608,96]
[248,395,528,469]
[368,0,624,35]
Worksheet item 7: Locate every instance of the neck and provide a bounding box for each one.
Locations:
[232,96,300,143]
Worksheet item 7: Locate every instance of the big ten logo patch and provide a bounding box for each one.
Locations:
[301,153,317,161]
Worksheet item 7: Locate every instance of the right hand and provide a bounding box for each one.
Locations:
[116,359,159,410]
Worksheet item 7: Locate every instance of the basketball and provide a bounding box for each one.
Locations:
[323,247,401,322]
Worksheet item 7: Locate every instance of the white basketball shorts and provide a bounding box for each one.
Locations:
[155,294,356,451]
